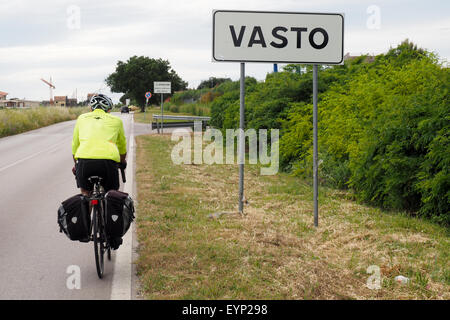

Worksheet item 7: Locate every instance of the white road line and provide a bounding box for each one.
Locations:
[110,115,135,300]
[0,140,67,173]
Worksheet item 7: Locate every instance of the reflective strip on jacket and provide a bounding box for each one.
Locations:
[72,109,127,163]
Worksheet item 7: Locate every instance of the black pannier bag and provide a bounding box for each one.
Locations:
[105,190,135,238]
[57,194,91,242]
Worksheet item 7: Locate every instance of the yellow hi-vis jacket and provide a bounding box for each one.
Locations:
[72,109,127,163]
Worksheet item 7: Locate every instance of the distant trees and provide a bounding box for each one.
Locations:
[106,56,188,112]
[197,77,231,90]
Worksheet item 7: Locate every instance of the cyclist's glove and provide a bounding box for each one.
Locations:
[119,160,127,170]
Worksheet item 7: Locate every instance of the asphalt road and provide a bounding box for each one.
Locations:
[0,112,141,299]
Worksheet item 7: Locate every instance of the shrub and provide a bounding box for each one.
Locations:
[208,40,449,224]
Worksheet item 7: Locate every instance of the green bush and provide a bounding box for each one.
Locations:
[210,77,257,129]
[210,88,240,128]
[315,55,448,223]
[171,88,210,106]
[208,40,449,225]
[169,104,179,113]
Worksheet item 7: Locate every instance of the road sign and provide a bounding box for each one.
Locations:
[145,92,152,99]
[212,10,344,224]
[153,82,171,134]
[154,82,171,94]
[212,10,344,64]
[126,98,130,106]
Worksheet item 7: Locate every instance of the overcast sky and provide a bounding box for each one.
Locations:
[0,0,449,102]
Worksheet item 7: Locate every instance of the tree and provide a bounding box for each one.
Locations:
[106,56,188,112]
[119,93,131,105]
[197,77,231,90]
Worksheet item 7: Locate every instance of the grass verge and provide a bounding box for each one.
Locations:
[135,134,449,299]
[0,106,89,138]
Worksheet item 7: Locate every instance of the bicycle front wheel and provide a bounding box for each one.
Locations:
[93,205,105,279]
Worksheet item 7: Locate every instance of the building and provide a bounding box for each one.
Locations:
[54,96,68,107]
[1,98,24,108]
[67,98,77,107]
[0,98,40,108]
[0,90,40,108]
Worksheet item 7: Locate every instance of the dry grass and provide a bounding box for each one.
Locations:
[0,106,89,138]
[135,134,449,300]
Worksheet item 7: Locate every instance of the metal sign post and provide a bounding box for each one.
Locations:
[145,92,152,125]
[160,93,164,134]
[154,82,171,135]
[145,91,152,111]
[212,10,344,223]
[238,63,245,213]
[313,65,319,227]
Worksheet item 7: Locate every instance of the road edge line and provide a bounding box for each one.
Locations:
[110,115,135,300]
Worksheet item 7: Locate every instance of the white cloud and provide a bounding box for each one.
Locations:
[346,18,450,57]
[0,0,448,102]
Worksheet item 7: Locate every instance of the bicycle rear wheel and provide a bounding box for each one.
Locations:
[93,205,105,279]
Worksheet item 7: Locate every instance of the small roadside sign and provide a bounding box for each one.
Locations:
[153,82,171,134]
[154,82,171,94]
[145,92,152,99]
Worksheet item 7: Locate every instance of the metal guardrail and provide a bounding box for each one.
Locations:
[152,115,211,121]
[151,115,210,133]
[151,121,199,130]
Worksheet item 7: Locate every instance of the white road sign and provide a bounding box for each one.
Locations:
[154,81,171,94]
[213,10,344,64]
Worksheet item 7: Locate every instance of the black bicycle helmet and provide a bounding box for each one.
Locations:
[89,94,113,112]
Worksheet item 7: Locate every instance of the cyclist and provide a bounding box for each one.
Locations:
[71,93,127,249]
